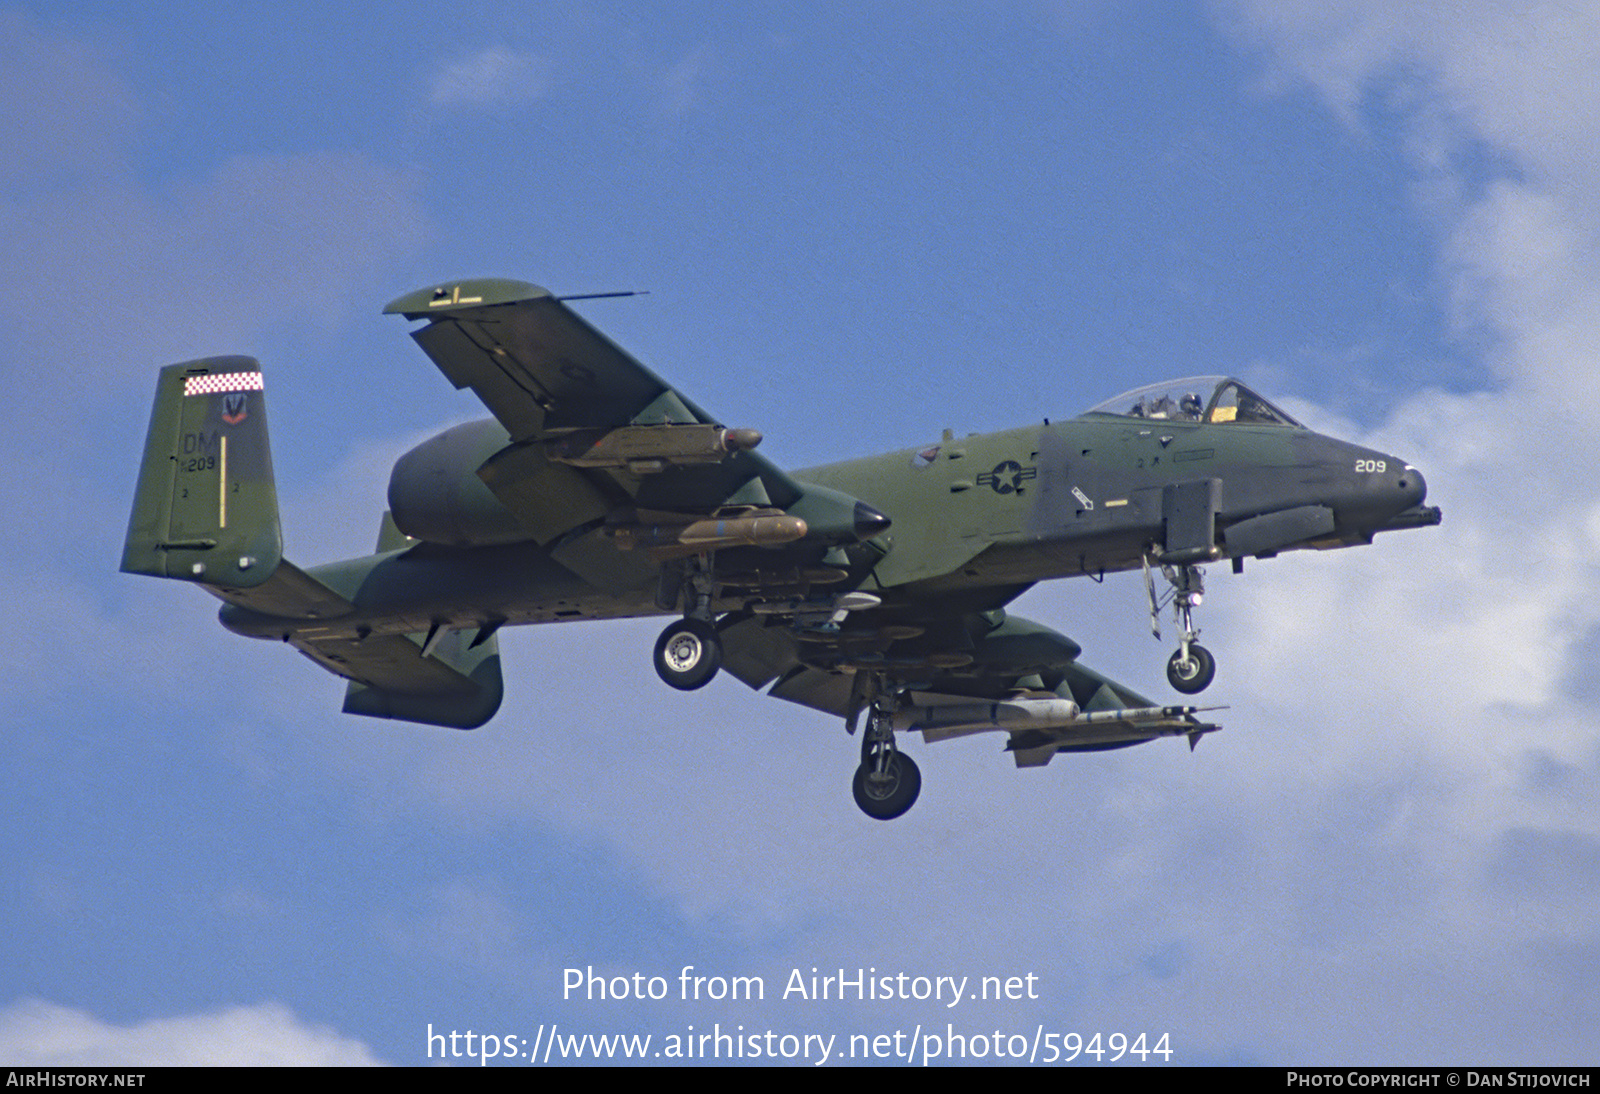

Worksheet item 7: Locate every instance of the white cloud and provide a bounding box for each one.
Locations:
[657,46,711,119]
[0,999,385,1066]
[1156,4,1600,1057]
[378,879,541,980]
[429,47,547,107]
[1209,1,1600,724]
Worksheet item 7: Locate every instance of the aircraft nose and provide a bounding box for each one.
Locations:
[1339,448,1432,527]
[1362,458,1441,535]
[1396,463,1426,508]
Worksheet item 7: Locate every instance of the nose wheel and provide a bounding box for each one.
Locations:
[1166,643,1215,693]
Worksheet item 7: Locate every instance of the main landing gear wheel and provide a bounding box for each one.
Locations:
[852,750,921,821]
[1167,643,1216,694]
[654,618,722,690]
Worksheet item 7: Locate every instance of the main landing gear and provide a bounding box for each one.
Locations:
[654,618,722,690]
[851,698,921,820]
[851,684,928,818]
[1145,555,1217,695]
[653,558,723,690]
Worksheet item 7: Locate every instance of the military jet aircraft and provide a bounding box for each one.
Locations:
[122,278,1441,820]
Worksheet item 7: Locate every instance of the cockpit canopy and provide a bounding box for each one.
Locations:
[1079,375,1302,427]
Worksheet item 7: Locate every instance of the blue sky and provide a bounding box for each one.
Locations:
[3,0,1598,1066]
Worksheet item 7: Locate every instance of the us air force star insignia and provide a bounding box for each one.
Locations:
[978,460,1037,495]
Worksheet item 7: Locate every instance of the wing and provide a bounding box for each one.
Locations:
[718,608,1219,765]
[385,279,807,544]
[385,280,705,440]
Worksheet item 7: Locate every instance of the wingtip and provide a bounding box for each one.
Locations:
[383,278,552,318]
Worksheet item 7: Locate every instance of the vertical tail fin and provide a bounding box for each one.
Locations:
[121,356,283,588]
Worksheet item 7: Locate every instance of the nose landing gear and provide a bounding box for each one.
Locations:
[1145,554,1216,694]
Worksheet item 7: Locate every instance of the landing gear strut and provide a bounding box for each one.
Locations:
[851,701,921,820]
[653,555,723,690]
[1145,554,1216,694]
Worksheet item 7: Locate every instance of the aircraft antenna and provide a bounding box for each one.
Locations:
[557,290,650,301]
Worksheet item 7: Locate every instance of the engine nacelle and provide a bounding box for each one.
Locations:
[388,419,530,547]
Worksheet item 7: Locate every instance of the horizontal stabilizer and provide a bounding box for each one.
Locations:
[212,559,354,623]
[339,626,503,730]
[212,555,501,729]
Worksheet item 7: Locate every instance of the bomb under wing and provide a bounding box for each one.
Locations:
[608,511,809,558]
